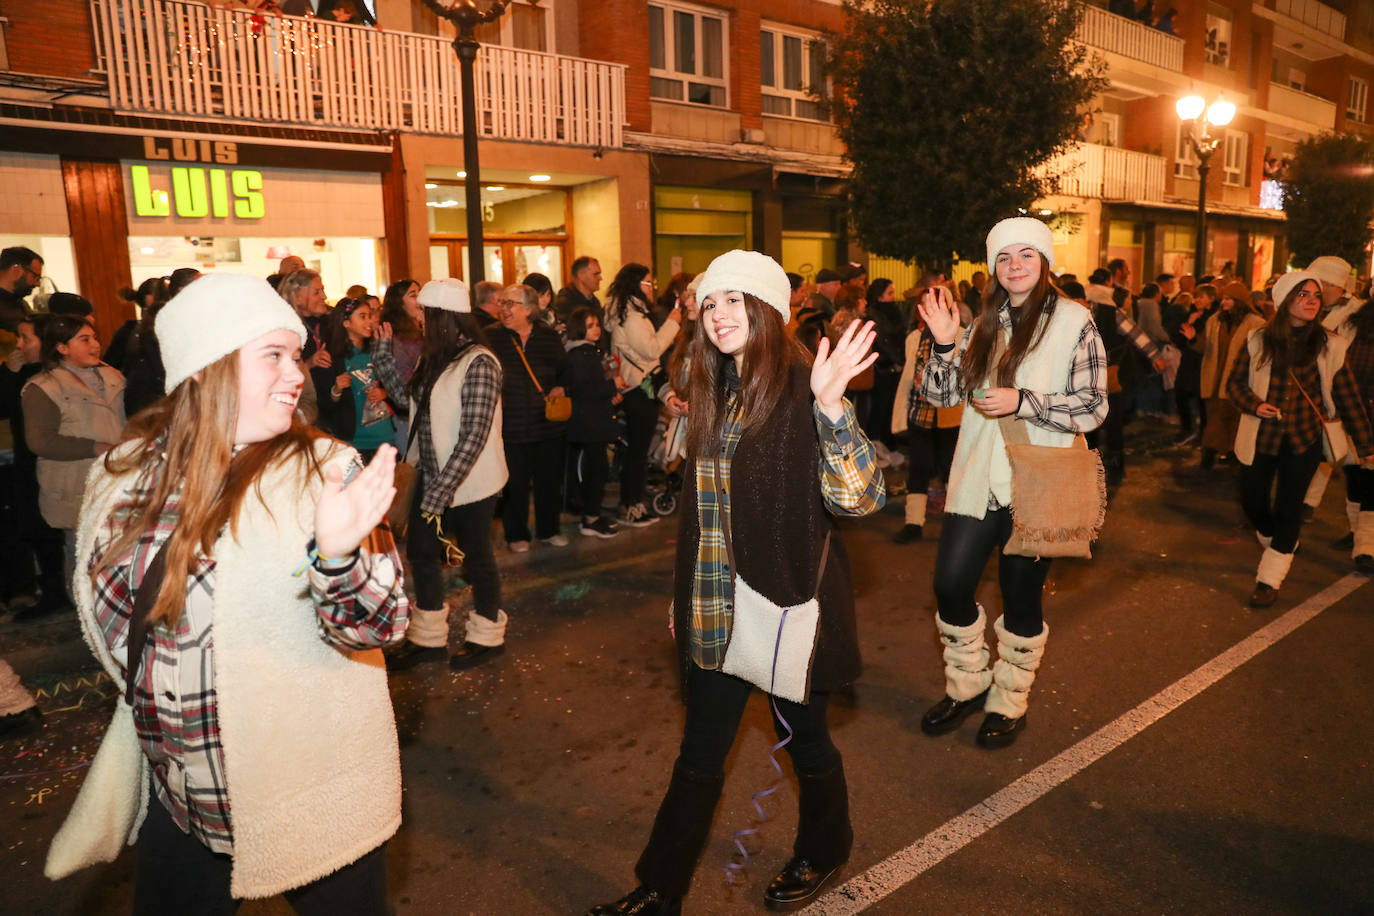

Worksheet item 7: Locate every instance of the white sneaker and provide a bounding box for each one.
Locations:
[580,517,620,538]
[508,540,530,553]
[541,533,570,547]
[617,502,659,527]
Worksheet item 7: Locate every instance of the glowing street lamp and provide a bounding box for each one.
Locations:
[1176,94,1236,276]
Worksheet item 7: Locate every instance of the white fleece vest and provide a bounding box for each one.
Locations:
[1233,329,1348,466]
[946,304,1092,519]
[406,346,508,507]
[63,438,402,899]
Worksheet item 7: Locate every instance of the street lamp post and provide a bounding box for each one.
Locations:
[1176,94,1236,278]
[420,0,511,288]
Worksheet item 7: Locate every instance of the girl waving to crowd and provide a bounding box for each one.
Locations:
[589,250,885,916]
[916,218,1107,749]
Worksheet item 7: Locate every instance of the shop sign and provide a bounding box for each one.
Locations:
[131,164,265,219]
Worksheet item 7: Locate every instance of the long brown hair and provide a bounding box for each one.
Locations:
[958,256,1059,397]
[93,351,325,630]
[685,293,810,458]
[1258,278,1327,371]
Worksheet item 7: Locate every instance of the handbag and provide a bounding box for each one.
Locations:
[1289,370,1350,463]
[712,459,829,704]
[936,405,963,428]
[46,538,169,879]
[997,416,1107,559]
[514,342,571,422]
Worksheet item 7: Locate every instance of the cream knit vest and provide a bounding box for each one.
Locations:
[406,346,508,507]
[946,303,1092,519]
[27,365,125,529]
[66,437,402,898]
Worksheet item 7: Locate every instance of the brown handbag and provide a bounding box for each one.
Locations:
[997,415,1107,559]
[514,342,571,422]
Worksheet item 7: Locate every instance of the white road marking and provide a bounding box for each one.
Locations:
[804,574,1370,915]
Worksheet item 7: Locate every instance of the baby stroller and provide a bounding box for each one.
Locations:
[643,411,686,517]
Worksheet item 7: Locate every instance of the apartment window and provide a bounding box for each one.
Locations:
[760,24,828,121]
[1223,130,1248,186]
[1287,68,1307,91]
[1174,123,1199,180]
[472,0,554,53]
[1205,10,1232,67]
[1349,77,1369,122]
[649,1,728,107]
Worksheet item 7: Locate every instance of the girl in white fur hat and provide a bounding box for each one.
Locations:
[916,217,1108,749]
[1227,271,1374,606]
[589,249,885,916]
[47,272,410,911]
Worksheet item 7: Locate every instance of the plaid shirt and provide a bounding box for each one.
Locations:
[1346,333,1374,425]
[90,460,409,854]
[907,334,939,429]
[1227,343,1374,459]
[1117,311,1162,364]
[688,392,885,669]
[375,339,503,517]
[921,299,1109,435]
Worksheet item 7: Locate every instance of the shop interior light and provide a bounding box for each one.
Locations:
[425,183,438,189]
[456,170,467,179]
[529,174,552,182]
[140,247,155,255]
[1176,95,1206,121]
[1206,100,1236,126]
[485,185,505,191]
[1039,209,1053,216]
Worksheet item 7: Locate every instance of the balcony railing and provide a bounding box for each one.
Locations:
[1077,4,1184,72]
[1270,0,1346,43]
[1268,82,1337,131]
[87,0,625,148]
[1037,142,1166,202]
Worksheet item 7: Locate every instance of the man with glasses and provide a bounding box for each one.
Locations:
[0,247,43,332]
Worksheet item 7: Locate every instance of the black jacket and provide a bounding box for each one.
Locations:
[122,329,166,416]
[488,323,568,444]
[563,341,619,443]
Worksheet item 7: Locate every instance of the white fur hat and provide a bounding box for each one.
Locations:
[695,250,791,320]
[418,277,470,313]
[157,272,306,393]
[1271,270,1320,311]
[985,217,1055,272]
[1306,256,1354,292]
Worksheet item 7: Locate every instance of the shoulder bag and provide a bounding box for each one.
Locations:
[515,341,571,422]
[1289,370,1350,463]
[712,458,829,704]
[997,416,1107,559]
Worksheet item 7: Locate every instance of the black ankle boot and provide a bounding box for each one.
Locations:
[976,712,1026,748]
[588,886,680,916]
[920,689,988,736]
[765,762,852,910]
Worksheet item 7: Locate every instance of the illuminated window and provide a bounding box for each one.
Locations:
[1348,77,1369,122]
[1223,130,1248,186]
[760,24,829,122]
[649,1,728,107]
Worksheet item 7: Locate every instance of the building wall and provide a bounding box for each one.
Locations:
[0,152,71,236]
[3,0,98,81]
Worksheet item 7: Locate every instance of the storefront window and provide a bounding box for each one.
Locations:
[0,235,79,308]
[127,236,383,298]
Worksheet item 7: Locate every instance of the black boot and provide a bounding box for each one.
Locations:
[920,689,988,736]
[597,761,722,912]
[764,762,852,911]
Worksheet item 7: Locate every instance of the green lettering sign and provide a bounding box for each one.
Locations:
[131,165,169,217]
[232,170,265,219]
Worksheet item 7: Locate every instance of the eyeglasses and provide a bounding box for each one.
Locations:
[498,297,524,307]
[23,265,44,281]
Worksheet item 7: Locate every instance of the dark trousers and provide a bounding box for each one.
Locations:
[678,664,840,779]
[1086,392,1126,455]
[1345,464,1374,511]
[3,461,64,601]
[619,388,658,508]
[573,440,611,519]
[407,491,501,617]
[933,508,1051,638]
[133,795,388,916]
[501,436,564,542]
[1241,440,1324,554]
[906,424,958,495]
[1174,386,1201,434]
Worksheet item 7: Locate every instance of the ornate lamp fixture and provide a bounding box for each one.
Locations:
[1176,94,1236,277]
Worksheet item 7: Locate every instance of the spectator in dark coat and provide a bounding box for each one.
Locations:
[563,307,623,539]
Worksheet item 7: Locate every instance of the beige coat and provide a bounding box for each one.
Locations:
[1200,311,1265,399]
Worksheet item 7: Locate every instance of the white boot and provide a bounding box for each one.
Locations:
[1256,530,1272,549]
[905,492,928,527]
[1304,462,1332,510]
[1256,547,1295,589]
[1353,512,1374,560]
[407,604,451,648]
[935,605,991,702]
[1347,501,1363,545]
[465,608,509,647]
[984,616,1049,720]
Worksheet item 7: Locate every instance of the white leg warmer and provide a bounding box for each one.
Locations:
[1256,530,1271,549]
[984,616,1049,720]
[1347,501,1362,538]
[0,659,37,718]
[1256,547,1295,589]
[407,605,451,648]
[905,492,928,527]
[465,609,509,647]
[1304,462,1331,509]
[936,605,991,702]
[1354,512,1374,558]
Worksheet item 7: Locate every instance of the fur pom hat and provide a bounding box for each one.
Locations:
[985,217,1055,272]
[157,273,306,392]
[417,278,470,313]
[1306,256,1354,292]
[695,250,791,320]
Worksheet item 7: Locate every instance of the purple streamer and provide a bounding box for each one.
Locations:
[724,607,795,885]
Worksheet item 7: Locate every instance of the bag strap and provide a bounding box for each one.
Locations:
[125,537,172,707]
[997,414,1032,447]
[711,457,832,600]
[513,340,546,396]
[1288,369,1333,421]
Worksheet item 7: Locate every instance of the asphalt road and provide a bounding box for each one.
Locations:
[2,422,1371,915]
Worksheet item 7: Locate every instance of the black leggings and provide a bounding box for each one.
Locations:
[1345,464,1374,511]
[133,794,388,915]
[619,387,659,508]
[407,492,502,617]
[677,664,840,779]
[574,440,611,519]
[1241,439,1323,554]
[906,424,958,494]
[933,508,1051,638]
